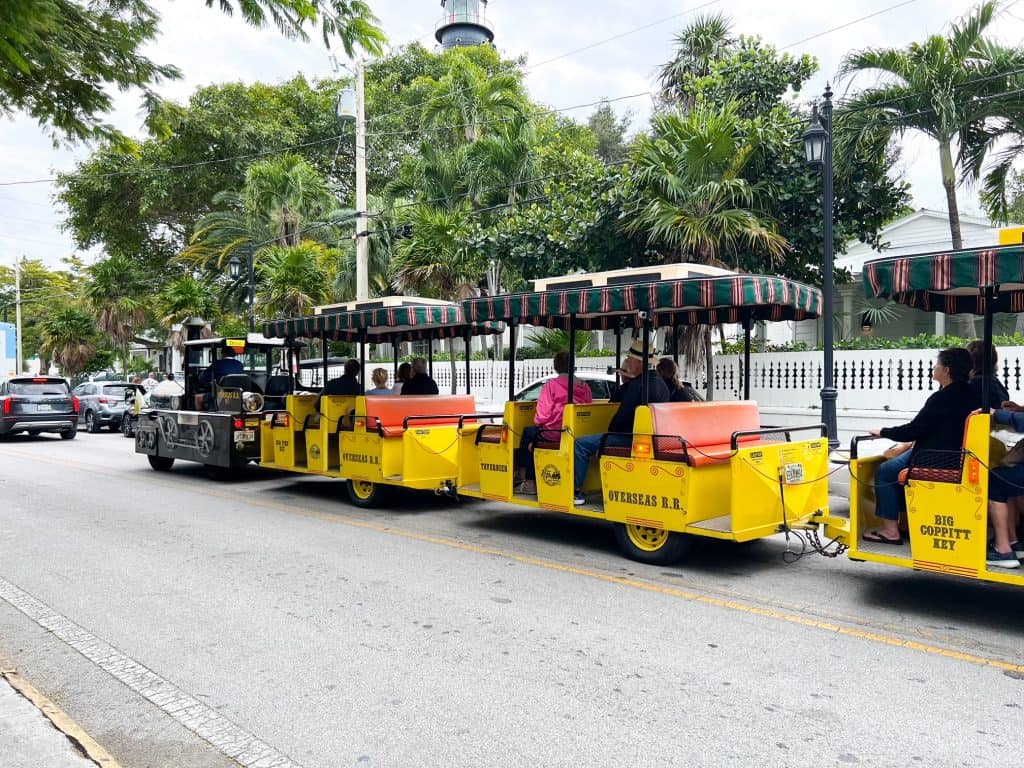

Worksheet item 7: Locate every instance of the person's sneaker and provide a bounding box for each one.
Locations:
[1011,541,1024,561]
[986,548,1021,569]
[573,491,586,506]
[520,480,537,495]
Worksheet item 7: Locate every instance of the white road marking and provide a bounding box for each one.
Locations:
[0,577,303,768]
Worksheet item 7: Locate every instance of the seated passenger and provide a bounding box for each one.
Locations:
[517,351,593,495]
[967,339,1009,406]
[656,357,698,403]
[982,406,1024,569]
[572,340,669,506]
[365,367,394,396]
[401,357,439,396]
[862,348,978,545]
[323,359,361,396]
[198,347,244,390]
[392,362,412,395]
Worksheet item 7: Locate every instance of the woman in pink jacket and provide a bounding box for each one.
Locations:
[517,351,593,494]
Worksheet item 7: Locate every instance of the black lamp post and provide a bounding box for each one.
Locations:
[803,84,838,450]
[229,242,255,333]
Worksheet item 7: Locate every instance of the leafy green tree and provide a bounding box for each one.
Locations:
[967,103,1024,222]
[417,50,526,144]
[586,100,633,163]
[256,242,335,318]
[658,12,735,107]
[82,254,149,370]
[1,0,384,144]
[0,258,81,370]
[158,274,221,348]
[39,304,97,379]
[658,14,908,282]
[1007,170,1024,224]
[838,0,1024,249]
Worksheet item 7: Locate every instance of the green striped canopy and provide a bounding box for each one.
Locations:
[463,274,822,329]
[863,244,1024,314]
[263,303,502,342]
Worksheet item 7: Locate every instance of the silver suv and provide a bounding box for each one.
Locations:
[73,381,138,433]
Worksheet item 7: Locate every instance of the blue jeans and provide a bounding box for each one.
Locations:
[574,434,630,490]
[874,450,913,521]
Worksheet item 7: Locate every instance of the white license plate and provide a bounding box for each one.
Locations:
[784,462,804,484]
[235,430,255,442]
[36,403,51,412]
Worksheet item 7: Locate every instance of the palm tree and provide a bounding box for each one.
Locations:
[391,204,482,393]
[419,53,525,143]
[82,254,148,372]
[623,102,787,397]
[39,304,97,379]
[838,1,1024,250]
[334,194,395,300]
[255,242,334,318]
[159,274,220,349]
[659,13,735,108]
[963,98,1024,222]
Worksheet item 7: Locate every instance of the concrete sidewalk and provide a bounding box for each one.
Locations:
[1,671,98,768]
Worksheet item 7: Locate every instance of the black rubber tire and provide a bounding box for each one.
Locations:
[346,479,385,508]
[85,410,100,433]
[60,427,77,441]
[26,429,42,436]
[612,523,691,565]
[147,454,174,471]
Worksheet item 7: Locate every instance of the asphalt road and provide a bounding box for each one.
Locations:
[0,431,1022,768]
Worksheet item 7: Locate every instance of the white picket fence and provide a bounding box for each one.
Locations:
[299,346,1024,414]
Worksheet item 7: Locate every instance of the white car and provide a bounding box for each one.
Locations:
[477,373,618,415]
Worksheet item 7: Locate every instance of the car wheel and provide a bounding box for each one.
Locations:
[122,414,134,438]
[613,523,691,565]
[148,455,174,471]
[60,426,77,441]
[85,410,100,433]
[347,479,386,508]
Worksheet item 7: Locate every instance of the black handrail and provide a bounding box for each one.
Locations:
[402,413,478,430]
[729,423,826,450]
[850,434,886,460]
[458,412,505,429]
[474,423,505,446]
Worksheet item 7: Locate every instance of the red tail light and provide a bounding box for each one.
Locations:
[233,418,244,429]
[2,398,10,415]
[71,396,79,414]
[98,396,110,404]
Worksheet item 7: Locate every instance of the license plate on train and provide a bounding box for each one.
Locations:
[784,463,804,484]
[235,430,255,442]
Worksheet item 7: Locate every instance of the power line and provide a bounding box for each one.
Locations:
[782,0,919,50]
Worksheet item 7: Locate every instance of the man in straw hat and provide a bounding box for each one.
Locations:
[571,337,669,505]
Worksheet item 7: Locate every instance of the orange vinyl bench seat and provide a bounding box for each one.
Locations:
[364,395,476,438]
[648,401,762,466]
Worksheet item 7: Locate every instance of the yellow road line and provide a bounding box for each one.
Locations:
[1,660,122,767]
[4,446,1024,675]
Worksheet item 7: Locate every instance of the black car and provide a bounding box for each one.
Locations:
[0,376,79,439]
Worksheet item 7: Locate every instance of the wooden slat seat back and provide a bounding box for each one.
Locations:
[648,401,761,466]
[364,395,476,437]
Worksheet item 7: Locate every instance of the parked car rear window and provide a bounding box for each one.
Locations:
[102,385,131,398]
[9,380,70,395]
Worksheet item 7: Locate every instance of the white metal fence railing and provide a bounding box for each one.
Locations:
[297,346,1024,412]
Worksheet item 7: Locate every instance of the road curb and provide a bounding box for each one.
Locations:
[0,661,122,768]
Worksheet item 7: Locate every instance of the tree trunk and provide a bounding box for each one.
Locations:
[939,141,976,337]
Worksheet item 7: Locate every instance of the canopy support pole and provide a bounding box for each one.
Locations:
[614,322,622,371]
[672,323,680,366]
[508,323,518,403]
[567,315,577,405]
[641,315,651,405]
[427,342,434,379]
[286,342,295,394]
[393,341,399,379]
[359,329,367,396]
[983,286,995,413]
[464,328,472,395]
[743,316,752,401]
[320,331,328,388]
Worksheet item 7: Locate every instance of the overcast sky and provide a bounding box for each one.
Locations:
[1,0,1022,269]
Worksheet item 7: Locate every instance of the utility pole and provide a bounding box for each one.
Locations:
[354,57,369,301]
[14,257,23,374]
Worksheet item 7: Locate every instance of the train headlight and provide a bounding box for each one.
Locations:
[242,391,265,413]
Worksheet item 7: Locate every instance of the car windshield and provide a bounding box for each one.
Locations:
[103,386,131,398]
[10,380,69,396]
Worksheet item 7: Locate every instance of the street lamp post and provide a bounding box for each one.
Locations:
[803,85,838,450]
[229,242,255,333]
[337,60,369,301]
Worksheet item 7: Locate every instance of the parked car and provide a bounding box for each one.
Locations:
[477,373,618,414]
[0,376,78,439]
[73,381,141,433]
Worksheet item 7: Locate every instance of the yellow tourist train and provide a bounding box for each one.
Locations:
[260,269,839,565]
[847,242,1024,588]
